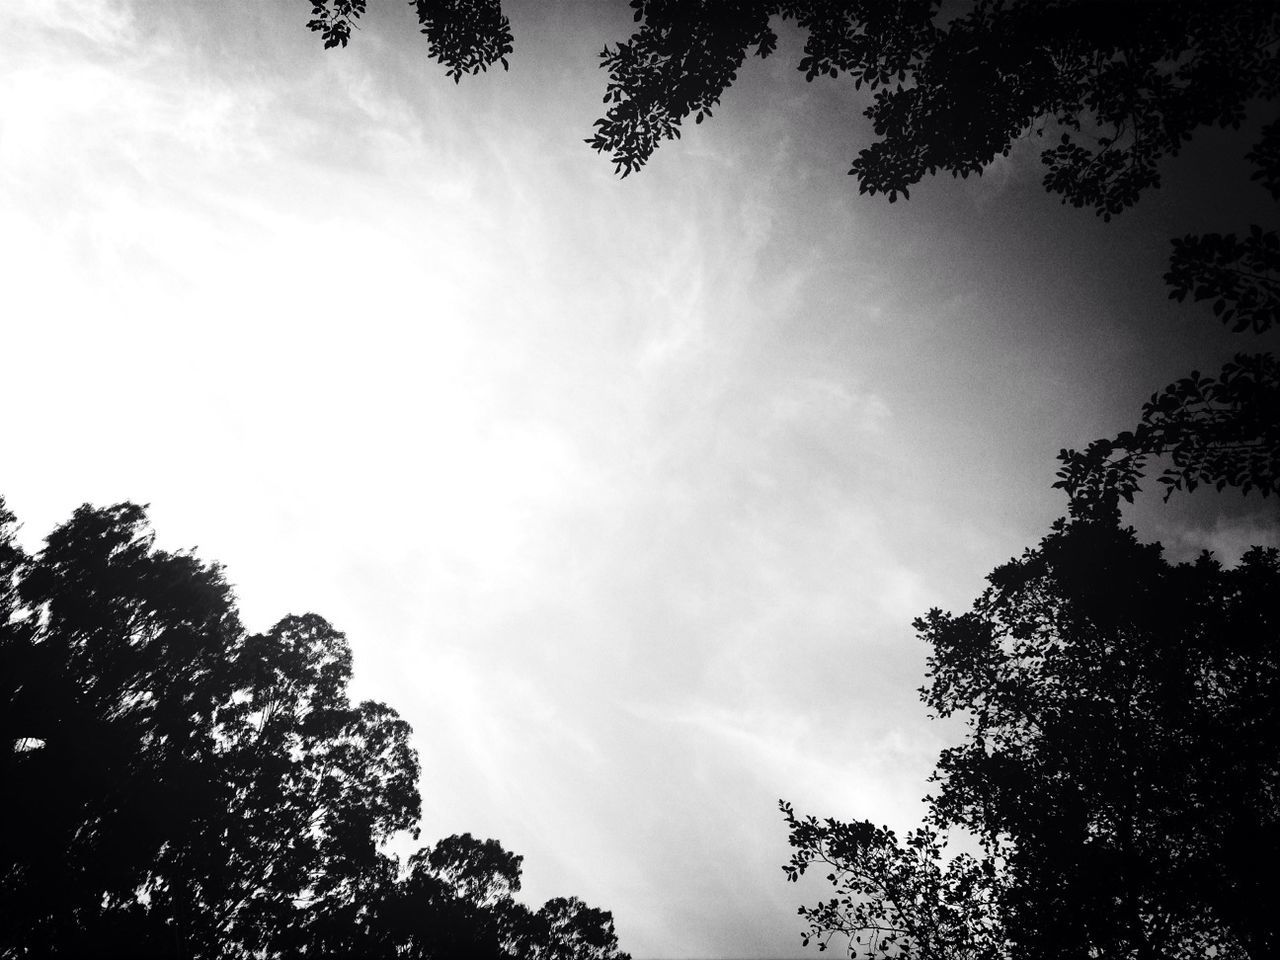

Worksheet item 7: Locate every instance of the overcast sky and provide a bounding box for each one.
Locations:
[3,2,1277,957]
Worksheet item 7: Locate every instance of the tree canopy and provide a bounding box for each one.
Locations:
[304,1,1277,205]
[784,516,1280,960]
[0,499,629,960]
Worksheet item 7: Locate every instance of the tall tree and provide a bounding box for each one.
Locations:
[0,500,629,960]
[784,516,1280,960]
[1,502,245,957]
[165,614,422,957]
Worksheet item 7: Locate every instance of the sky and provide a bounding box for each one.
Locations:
[2,2,1277,957]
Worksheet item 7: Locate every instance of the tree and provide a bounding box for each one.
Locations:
[928,519,1278,960]
[298,832,526,959]
[1,502,247,957]
[179,614,422,957]
[1,499,629,960]
[526,896,630,960]
[784,516,1280,959]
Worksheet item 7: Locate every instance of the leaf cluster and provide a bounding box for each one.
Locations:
[302,1,1278,224]
[1165,226,1280,335]
[588,1,780,177]
[307,0,367,50]
[306,0,513,80]
[842,0,1279,217]
[1054,353,1280,517]
[411,0,513,82]
[580,0,1279,218]
[780,801,1002,960]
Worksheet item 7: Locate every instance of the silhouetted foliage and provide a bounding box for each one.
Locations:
[599,2,1279,200]
[1057,216,1279,513]
[0,499,628,960]
[307,0,512,79]
[1165,227,1280,335]
[785,517,1280,960]
[1054,353,1280,516]
[297,833,628,960]
[305,2,1277,199]
[781,804,1002,960]
[307,0,366,49]
[1,502,250,957]
[529,896,631,960]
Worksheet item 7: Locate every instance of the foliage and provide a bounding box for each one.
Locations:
[303,1,1278,336]
[1054,353,1280,516]
[592,1,1279,208]
[1,502,248,957]
[307,0,512,79]
[304,2,1277,205]
[307,0,367,49]
[197,614,423,955]
[1164,226,1280,335]
[785,517,1280,959]
[780,803,1002,960]
[528,896,630,960]
[578,2,1280,511]
[1056,100,1278,512]
[0,499,627,960]
[298,833,629,960]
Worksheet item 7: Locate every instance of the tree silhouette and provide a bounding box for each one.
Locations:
[295,833,629,959]
[1,502,246,957]
[306,0,512,77]
[785,517,1280,960]
[0,499,628,960]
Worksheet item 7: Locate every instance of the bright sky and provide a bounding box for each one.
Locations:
[3,2,1276,957]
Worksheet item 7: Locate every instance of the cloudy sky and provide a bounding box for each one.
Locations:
[2,2,1276,956]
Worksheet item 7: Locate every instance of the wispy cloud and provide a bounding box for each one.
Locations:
[6,3,1271,958]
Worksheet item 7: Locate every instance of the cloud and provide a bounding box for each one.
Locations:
[960,126,1043,208]
[14,4,1271,958]
[9,0,133,46]
[1155,507,1280,566]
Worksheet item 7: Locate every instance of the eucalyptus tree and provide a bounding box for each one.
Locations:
[0,500,627,960]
